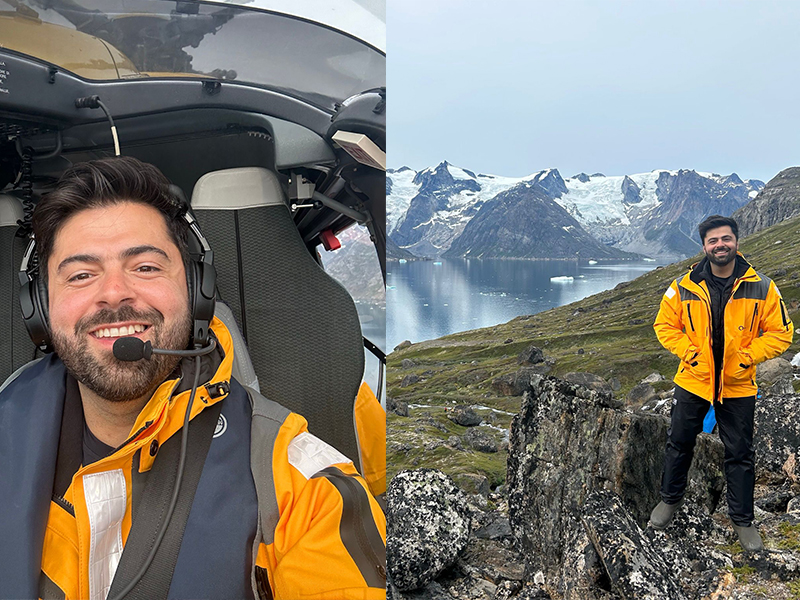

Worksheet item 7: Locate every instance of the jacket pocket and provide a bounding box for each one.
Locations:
[723,350,754,387]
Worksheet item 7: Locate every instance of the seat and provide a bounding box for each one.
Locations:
[0,194,36,383]
[191,168,366,470]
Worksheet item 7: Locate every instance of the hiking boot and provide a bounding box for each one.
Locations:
[732,523,764,552]
[649,498,684,530]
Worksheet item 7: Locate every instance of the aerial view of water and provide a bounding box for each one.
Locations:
[387,259,667,351]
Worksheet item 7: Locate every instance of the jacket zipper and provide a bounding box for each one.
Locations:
[780,299,789,327]
[687,303,695,332]
[750,303,758,331]
[53,493,75,516]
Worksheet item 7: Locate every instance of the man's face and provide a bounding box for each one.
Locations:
[702,225,738,268]
[48,202,191,403]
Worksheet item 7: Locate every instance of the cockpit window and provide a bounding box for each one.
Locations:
[0,0,385,112]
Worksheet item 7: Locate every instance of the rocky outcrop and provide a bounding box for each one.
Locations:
[754,392,800,483]
[387,469,471,590]
[734,167,800,237]
[581,490,688,600]
[507,376,724,597]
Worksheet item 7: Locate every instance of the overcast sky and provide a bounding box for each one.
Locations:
[388,0,800,183]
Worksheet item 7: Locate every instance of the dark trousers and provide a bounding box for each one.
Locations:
[661,386,756,526]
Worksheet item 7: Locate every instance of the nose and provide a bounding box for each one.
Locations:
[96,268,135,308]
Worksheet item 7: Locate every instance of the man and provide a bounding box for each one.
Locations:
[650,215,793,551]
[0,157,386,599]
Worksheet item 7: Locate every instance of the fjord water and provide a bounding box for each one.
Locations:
[387,259,664,351]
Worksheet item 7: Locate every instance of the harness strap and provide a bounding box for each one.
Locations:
[107,401,222,599]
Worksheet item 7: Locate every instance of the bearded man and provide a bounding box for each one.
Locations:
[0,157,386,599]
[649,214,793,551]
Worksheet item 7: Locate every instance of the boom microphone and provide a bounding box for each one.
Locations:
[113,337,217,361]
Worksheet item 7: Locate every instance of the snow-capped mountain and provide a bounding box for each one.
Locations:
[443,182,635,260]
[387,162,764,260]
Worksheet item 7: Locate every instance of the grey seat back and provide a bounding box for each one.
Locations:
[0,195,35,382]
[192,168,365,468]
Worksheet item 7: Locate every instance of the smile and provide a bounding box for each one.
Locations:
[90,324,149,339]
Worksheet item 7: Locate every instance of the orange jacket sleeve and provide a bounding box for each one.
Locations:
[258,413,386,600]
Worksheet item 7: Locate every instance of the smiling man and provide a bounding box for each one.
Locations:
[0,157,386,599]
[650,215,793,551]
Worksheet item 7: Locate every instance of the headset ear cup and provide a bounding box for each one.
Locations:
[36,277,50,333]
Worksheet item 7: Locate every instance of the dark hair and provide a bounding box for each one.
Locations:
[698,215,738,243]
[32,157,189,284]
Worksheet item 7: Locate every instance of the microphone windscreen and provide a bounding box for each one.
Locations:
[113,337,146,361]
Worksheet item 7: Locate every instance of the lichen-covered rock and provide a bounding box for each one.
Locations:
[754,393,800,483]
[581,489,689,600]
[507,377,724,592]
[447,405,482,427]
[462,428,498,453]
[387,469,471,591]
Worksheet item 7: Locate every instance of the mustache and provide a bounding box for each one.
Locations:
[75,305,164,335]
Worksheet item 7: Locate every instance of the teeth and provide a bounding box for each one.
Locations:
[93,324,147,338]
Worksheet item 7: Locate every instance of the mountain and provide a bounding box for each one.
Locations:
[386,235,416,260]
[443,182,634,259]
[388,163,764,260]
[733,167,800,237]
[319,226,384,305]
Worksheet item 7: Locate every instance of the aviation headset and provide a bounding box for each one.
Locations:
[18,208,217,353]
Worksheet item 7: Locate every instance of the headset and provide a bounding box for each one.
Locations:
[18,208,217,352]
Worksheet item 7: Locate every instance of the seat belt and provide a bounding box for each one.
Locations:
[107,402,222,599]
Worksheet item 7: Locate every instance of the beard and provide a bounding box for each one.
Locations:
[51,304,192,403]
[705,246,736,267]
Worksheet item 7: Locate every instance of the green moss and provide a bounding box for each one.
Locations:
[789,579,800,600]
[777,522,800,551]
[727,564,756,582]
[715,541,743,555]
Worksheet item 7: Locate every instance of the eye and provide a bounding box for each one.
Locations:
[68,272,92,283]
[136,265,161,273]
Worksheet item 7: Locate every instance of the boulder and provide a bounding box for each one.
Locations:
[642,372,665,384]
[401,358,416,369]
[562,372,612,393]
[462,428,498,453]
[400,374,420,387]
[581,490,689,600]
[395,340,412,351]
[447,405,482,427]
[627,383,657,406]
[451,472,490,498]
[518,344,545,365]
[507,377,724,588]
[387,397,410,417]
[754,393,800,483]
[492,366,551,396]
[757,357,793,384]
[387,469,471,591]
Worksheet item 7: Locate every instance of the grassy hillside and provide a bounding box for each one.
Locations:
[387,215,800,485]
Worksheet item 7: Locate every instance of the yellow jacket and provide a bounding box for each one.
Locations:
[28,317,386,599]
[654,254,793,402]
